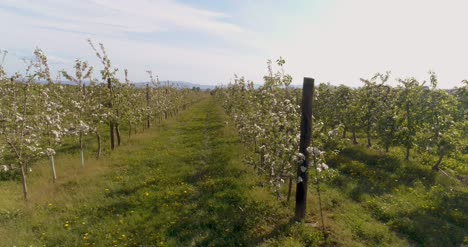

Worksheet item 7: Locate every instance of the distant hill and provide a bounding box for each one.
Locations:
[134,81,216,90]
[38,80,217,90]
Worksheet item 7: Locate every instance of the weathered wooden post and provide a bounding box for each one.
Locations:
[295,77,314,221]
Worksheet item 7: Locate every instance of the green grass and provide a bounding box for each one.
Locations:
[0,97,321,246]
[1,98,466,246]
[318,145,468,247]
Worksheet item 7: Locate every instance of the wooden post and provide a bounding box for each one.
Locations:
[295,77,314,221]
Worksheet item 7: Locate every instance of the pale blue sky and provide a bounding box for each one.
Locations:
[0,0,467,88]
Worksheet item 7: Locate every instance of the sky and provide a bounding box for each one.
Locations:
[0,0,467,88]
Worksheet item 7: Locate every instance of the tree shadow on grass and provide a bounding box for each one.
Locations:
[327,146,467,247]
[328,146,436,198]
[396,186,467,246]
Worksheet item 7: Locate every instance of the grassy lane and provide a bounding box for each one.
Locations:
[1,97,321,246]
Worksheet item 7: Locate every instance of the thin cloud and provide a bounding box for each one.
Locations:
[0,0,466,87]
[0,0,244,37]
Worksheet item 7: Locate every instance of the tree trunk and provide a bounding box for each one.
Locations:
[109,121,115,150]
[405,146,410,161]
[107,77,115,150]
[432,151,444,171]
[405,101,411,161]
[116,123,121,146]
[80,148,85,168]
[20,164,28,200]
[287,175,293,202]
[128,123,132,139]
[352,126,358,144]
[146,84,151,129]
[342,127,347,139]
[79,131,85,168]
[96,132,101,159]
[49,155,57,183]
[260,149,265,169]
[432,156,443,171]
[366,119,372,148]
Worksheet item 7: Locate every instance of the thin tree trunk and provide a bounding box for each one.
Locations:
[342,126,347,139]
[432,151,444,171]
[80,148,85,168]
[432,156,443,171]
[405,146,410,161]
[20,164,28,200]
[260,149,265,168]
[128,123,132,139]
[96,132,101,159]
[352,126,358,144]
[146,84,151,129]
[79,131,84,168]
[110,121,115,150]
[366,119,372,148]
[405,101,411,161]
[49,155,57,183]
[432,117,442,170]
[287,175,293,202]
[116,124,121,146]
[108,77,115,150]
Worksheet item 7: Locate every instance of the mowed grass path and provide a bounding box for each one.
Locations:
[1,97,312,246]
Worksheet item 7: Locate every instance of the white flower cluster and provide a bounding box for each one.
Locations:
[216,60,332,197]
